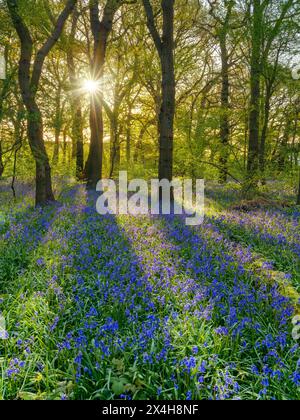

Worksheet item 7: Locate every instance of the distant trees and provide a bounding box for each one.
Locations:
[1,0,299,204]
[246,0,296,189]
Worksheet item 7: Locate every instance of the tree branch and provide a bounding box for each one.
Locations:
[31,0,77,94]
[142,0,162,54]
[199,160,241,184]
[6,0,33,99]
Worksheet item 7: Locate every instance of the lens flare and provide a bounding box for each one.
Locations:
[83,79,101,94]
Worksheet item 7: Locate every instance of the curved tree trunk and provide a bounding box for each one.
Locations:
[7,0,77,206]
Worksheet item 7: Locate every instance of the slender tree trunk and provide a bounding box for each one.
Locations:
[53,128,60,164]
[62,127,67,164]
[11,104,23,198]
[67,7,84,178]
[134,123,149,163]
[0,142,4,177]
[52,87,62,164]
[278,117,291,172]
[74,106,84,179]
[126,108,132,166]
[246,0,263,189]
[70,95,84,179]
[70,99,84,177]
[219,33,230,183]
[244,112,248,170]
[259,84,272,178]
[109,114,119,178]
[115,129,121,172]
[297,169,300,206]
[0,49,8,179]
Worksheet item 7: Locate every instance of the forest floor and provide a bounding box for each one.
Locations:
[0,179,299,400]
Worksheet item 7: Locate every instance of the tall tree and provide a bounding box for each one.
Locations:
[84,0,123,188]
[246,0,264,189]
[7,0,77,206]
[259,0,295,178]
[142,0,175,183]
[67,6,84,179]
[208,0,236,183]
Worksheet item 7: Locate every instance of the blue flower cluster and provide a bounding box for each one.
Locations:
[0,185,299,400]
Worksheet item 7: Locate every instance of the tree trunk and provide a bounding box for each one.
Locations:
[85,0,121,188]
[62,127,67,164]
[67,7,84,178]
[0,49,8,179]
[158,0,175,182]
[278,117,291,172]
[74,106,84,179]
[0,142,4,177]
[52,87,62,164]
[109,114,119,178]
[219,33,230,184]
[259,84,272,178]
[69,97,84,179]
[85,95,104,186]
[7,0,77,206]
[126,108,132,166]
[53,127,60,164]
[72,100,84,178]
[246,0,263,189]
[143,0,175,183]
[11,104,24,198]
[27,100,55,204]
[297,169,300,206]
[134,123,150,163]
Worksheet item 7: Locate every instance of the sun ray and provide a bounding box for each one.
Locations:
[82,79,102,95]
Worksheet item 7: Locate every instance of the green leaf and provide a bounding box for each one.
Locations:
[112,381,125,395]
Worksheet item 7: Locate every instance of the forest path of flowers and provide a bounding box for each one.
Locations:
[0,183,299,400]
